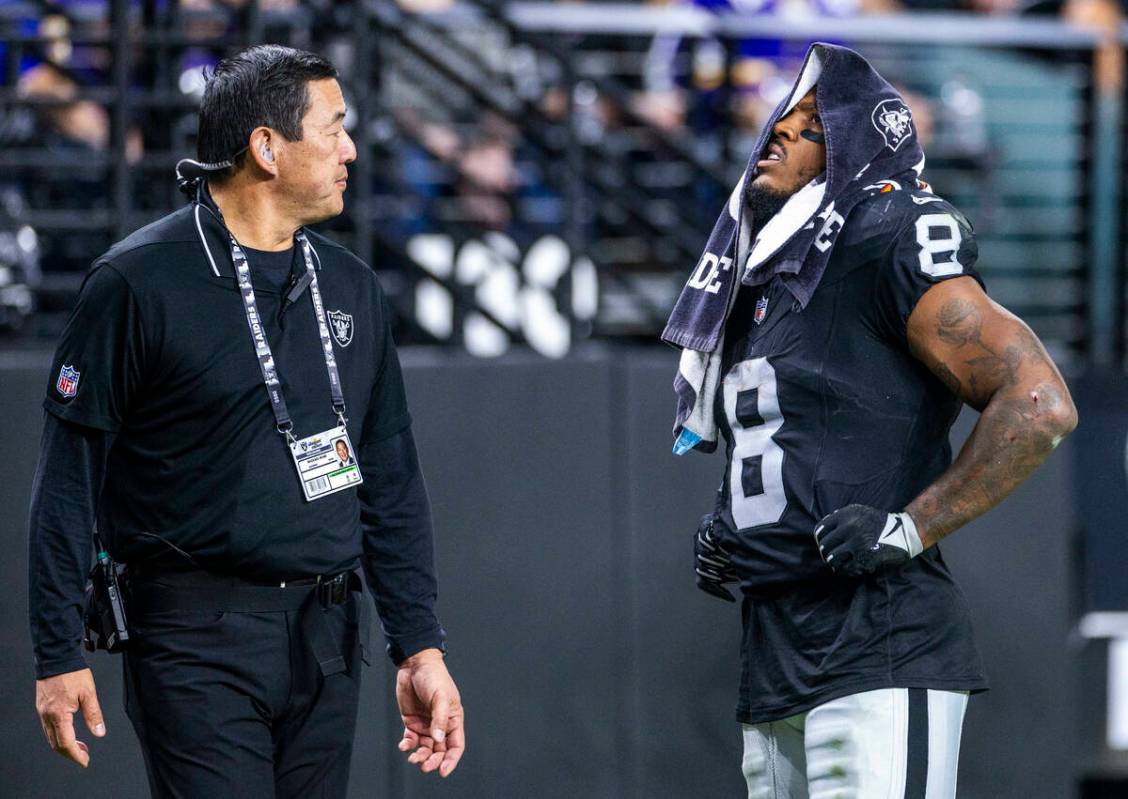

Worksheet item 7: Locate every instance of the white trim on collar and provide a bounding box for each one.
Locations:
[194,204,221,277]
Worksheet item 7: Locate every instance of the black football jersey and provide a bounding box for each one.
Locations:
[715,187,989,724]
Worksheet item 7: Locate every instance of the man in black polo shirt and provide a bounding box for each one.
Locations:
[28,45,464,795]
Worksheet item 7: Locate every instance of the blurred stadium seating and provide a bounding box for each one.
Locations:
[0,0,1124,361]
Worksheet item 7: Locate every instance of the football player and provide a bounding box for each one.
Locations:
[667,44,1077,797]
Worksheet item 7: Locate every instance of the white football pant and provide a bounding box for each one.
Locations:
[741,688,969,799]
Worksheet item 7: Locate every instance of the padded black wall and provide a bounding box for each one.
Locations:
[0,348,1078,798]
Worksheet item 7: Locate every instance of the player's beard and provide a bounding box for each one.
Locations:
[745,184,790,232]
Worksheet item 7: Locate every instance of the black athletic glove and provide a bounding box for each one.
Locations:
[695,514,738,602]
[813,504,924,578]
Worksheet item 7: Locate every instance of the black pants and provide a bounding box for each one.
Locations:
[123,590,363,799]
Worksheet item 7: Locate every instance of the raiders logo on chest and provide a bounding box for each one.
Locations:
[327,309,353,348]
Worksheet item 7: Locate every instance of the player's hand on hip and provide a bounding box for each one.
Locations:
[814,504,924,578]
[695,514,739,602]
[395,648,465,778]
[35,667,106,768]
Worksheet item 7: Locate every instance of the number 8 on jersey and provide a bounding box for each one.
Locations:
[723,357,787,529]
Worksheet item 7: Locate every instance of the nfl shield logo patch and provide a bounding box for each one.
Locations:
[754,296,769,325]
[327,310,353,348]
[56,364,80,398]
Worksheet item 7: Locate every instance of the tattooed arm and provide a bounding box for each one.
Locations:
[903,276,1077,549]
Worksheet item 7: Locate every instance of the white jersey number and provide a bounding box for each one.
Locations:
[915,213,963,278]
[724,358,787,529]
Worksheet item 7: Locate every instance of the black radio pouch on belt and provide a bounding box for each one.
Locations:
[83,533,130,653]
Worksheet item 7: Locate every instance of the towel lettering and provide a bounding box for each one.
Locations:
[814,203,845,253]
[687,254,734,294]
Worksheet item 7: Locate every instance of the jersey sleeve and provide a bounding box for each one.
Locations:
[43,263,147,432]
[873,200,985,342]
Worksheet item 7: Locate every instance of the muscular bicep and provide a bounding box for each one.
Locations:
[906,276,1067,412]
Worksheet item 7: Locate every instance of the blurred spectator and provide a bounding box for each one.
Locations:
[456,114,519,230]
[1059,0,1124,92]
[11,59,143,275]
[18,60,142,162]
[632,88,688,132]
[394,102,572,241]
[964,0,1023,14]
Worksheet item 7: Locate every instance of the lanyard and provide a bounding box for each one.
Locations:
[230,230,347,443]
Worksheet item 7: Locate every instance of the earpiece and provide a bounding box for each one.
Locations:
[261,145,274,162]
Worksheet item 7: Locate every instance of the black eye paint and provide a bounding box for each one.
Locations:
[800,130,825,144]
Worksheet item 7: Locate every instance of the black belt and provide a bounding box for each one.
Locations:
[129,569,366,676]
[130,570,355,612]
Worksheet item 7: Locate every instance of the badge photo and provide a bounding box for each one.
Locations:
[289,425,363,502]
[56,364,81,398]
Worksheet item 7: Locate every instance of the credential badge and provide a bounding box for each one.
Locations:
[327,310,353,348]
[871,99,914,152]
[56,364,80,398]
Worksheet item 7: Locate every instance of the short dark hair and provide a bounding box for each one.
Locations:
[197,45,338,177]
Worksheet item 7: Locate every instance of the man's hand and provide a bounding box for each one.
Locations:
[814,505,924,578]
[695,514,738,602]
[395,648,464,778]
[35,667,106,768]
